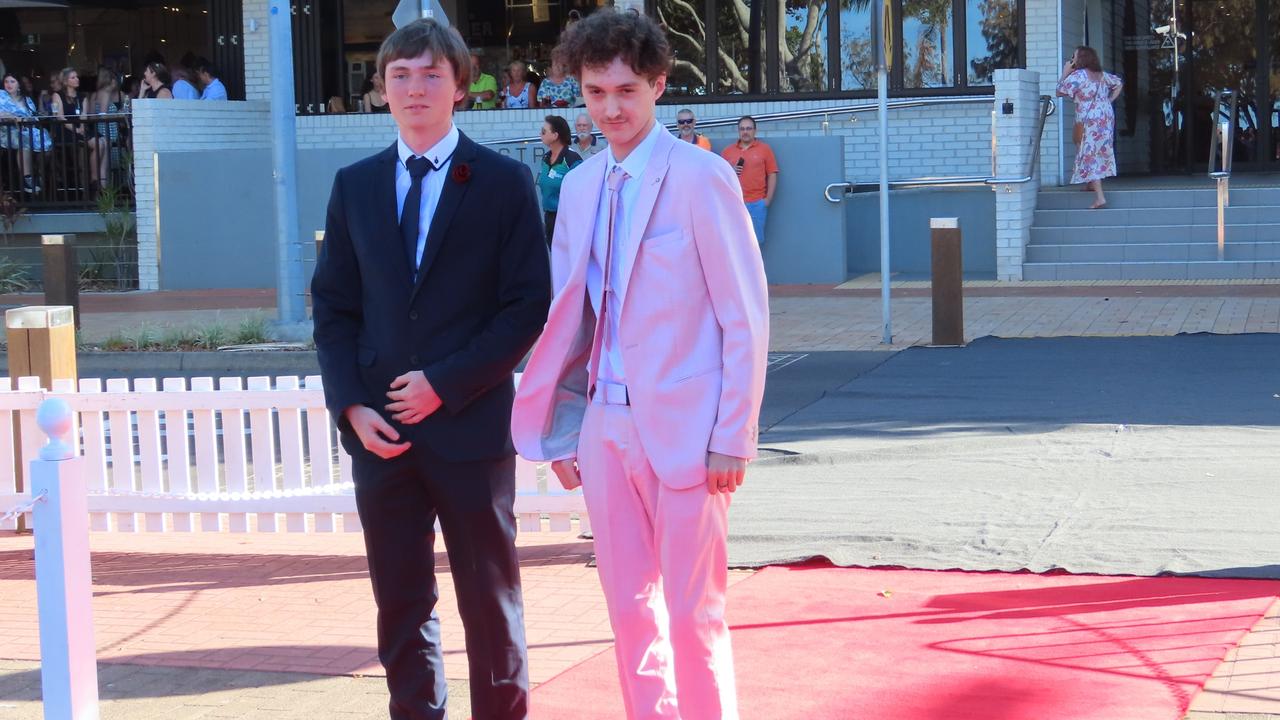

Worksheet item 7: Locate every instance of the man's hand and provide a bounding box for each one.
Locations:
[386,370,443,424]
[550,458,582,490]
[344,405,411,459]
[706,452,747,495]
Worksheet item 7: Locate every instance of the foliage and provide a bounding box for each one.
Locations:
[232,315,272,346]
[0,191,27,242]
[0,255,31,293]
[969,0,1020,84]
[92,183,138,291]
[88,315,282,352]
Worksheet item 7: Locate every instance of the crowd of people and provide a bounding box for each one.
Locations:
[0,53,228,199]
[533,106,781,247]
[354,49,585,113]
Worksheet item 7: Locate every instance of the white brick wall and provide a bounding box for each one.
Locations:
[993,69,1043,281]
[242,0,272,102]
[131,99,272,290]
[1026,0,1067,187]
[296,99,995,186]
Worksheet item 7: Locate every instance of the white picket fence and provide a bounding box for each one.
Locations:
[0,374,587,535]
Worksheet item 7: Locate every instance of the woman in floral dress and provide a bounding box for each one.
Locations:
[1057,46,1123,209]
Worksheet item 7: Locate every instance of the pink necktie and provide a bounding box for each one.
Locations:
[587,166,628,396]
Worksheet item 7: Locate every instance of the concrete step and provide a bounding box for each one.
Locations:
[1030,224,1280,245]
[1036,187,1280,210]
[1022,260,1280,281]
[1034,206,1280,227]
[1025,241,1280,263]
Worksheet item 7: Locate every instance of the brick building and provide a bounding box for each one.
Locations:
[5,0,1279,287]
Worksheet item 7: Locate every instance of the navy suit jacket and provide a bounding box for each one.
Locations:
[312,132,552,462]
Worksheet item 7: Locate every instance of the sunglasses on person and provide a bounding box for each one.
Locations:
[676,118,695,125]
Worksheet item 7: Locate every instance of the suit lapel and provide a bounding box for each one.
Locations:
[373,142,413,289]
[573,156,608,281]
[410,132,477,301]
[619,130,673,304]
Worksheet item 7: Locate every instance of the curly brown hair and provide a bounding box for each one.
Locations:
[553,9,671,82]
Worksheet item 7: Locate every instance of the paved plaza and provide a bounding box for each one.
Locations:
[0,280,1277,719]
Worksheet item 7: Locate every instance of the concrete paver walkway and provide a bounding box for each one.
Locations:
[0,282,1276,719]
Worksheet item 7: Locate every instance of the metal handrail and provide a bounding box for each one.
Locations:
[822,95,1056,202]
[1207,89,1237,261]
[476,96,998,147]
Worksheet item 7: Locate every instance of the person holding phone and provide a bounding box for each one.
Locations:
[720,115,778,246]
[1057,45,1122,209]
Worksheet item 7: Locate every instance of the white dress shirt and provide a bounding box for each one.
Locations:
[396,125,459,269]
[587,120,665,386]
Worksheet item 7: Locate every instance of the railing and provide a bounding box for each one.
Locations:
[0,374,585,535]
[1207,89,1237,261]
[822,95,1056,202]
[477,96,998,147]
[0,112,133,211]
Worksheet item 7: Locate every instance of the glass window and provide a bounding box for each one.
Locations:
[716,0,763,93]
[966,0,1019,85]
[658,0,709,95]
[902,0,954,88]
[839,0,875,90]
[780,0,829,92]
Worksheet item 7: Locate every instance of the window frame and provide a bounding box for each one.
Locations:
[649,0,1026,103]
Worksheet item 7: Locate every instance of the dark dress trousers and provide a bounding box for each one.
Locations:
[312,133,552,720]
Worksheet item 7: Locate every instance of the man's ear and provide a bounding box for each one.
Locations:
[652,74,667,102]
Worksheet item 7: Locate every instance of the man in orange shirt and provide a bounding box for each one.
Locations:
[676,108,712,150]
[720,115,778,246]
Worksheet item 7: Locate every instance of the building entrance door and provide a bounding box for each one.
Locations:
[1147,0,1279,172]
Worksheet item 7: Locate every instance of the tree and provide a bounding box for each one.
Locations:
[969,0,1019,84]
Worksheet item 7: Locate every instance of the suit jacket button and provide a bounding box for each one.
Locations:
[409,311,419,321]
[410,354,420,365]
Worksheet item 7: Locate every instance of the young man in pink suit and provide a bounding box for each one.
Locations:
[510,10,768,719]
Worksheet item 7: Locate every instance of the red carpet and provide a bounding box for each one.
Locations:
[531,565,1280,719]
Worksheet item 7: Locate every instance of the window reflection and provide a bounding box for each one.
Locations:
[840,0,875,90]
[659,0,710,95]
[780,0,829,92]
[966,0,1019,85]
[716,0,752,92]
[903,0,953,88]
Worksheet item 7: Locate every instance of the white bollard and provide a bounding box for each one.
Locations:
[30,397,100,720]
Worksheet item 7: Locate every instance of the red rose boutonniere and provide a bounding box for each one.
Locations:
[452,163,471,184]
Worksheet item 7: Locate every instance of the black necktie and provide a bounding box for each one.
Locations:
[401,156,433,282]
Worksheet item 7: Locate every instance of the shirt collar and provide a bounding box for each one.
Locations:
[606,120,663,182]
[398,124,460,170]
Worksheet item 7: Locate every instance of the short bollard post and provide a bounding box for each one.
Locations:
[930,218,965,347]
[30,397,100,720]
[314,230,324,260]
[41,235,80,330]
[6,306,78,533]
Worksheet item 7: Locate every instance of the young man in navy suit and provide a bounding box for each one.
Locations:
[311,19,551,720]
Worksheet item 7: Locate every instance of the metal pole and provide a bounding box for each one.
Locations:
[875,0,892,345]
[270,0,306,325]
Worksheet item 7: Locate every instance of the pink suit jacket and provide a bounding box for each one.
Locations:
[511,127,769,490]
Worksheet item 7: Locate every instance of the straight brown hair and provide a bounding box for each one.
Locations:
[377,18,472,91]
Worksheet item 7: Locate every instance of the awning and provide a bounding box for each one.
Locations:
[0,0,70,7]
